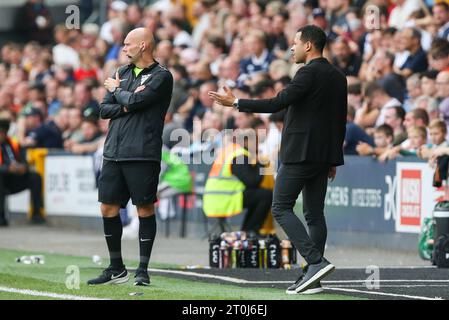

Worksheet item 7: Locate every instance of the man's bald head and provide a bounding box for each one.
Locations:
[122,27,155,65]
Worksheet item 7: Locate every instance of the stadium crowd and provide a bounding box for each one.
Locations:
[1,0,449,171]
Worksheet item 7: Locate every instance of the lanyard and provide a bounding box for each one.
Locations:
[4,144,17,163]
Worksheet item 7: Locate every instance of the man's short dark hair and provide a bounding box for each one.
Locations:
[297,25,327,53]
[0,119,10,134]
[250,117,265,129]
[384,50,396,67]
[364,81,386,98]
[419,70,439,80]
[435,2,449,12]
[408,27,422,42]
[375,124,394,138]
[430,38,449,59]
[411,108,430,126]
[251,79,274,97]
[391,106,406,122]
[348,82,362,95]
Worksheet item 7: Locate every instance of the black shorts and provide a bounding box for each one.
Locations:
[98,160,161,207]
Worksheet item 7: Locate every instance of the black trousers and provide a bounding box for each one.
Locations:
[0,171,43,219]
[271,163,330,265]
[242,188,272,234]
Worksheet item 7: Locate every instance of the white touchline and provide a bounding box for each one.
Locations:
[325,284,449,288]
[149,268,250,284]
[149,269,449,285]
[0,286,108,300]
[325,287,444,301]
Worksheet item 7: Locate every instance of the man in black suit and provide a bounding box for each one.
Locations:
[209,25,347,294]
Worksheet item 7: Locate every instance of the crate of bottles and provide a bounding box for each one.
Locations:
[209,231,297,269]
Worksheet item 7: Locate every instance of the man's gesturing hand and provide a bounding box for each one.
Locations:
[208,86,236,107]
[328,166,336,182]
[104,71,120,93]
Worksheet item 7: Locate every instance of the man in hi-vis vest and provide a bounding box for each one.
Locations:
[0,119,44,226]
[203,131,272,235]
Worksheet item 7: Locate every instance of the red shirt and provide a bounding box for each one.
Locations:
[74,68,97,82]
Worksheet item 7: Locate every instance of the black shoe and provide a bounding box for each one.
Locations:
[134,268,150,286]
[30,215,46,225]
[0,217,8,227]
[286,258,334,294]
[300,281,323,295]
[87,266,129,285]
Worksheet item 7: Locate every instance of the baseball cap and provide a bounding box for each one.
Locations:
[22,107,43,118]
[312,8,325,19]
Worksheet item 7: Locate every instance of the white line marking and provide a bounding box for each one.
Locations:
[323,279,449,284]
[326,284,449,288]
[148,269,445,300]
[335,266,436,270]
[325,287,444,300]
[150,268,250,284]
[0,286,107,300]
[149,268,449,285]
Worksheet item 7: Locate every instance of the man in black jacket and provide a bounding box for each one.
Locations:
[209,25,347,294]
[88,28,173,287]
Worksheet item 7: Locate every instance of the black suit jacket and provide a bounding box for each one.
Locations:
[238,57,347,166]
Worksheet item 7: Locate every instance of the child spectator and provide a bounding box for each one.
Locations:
[418,119,449,159]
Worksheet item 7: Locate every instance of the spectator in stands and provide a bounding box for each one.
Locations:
[52,24,80,69]
[165,18,193,49]
[218,57,241,89]
[15,0,53,45]
[20,106,64,149]
[388,0,421,30]
[381,125,427,160]
[126,3,144,29]
[414,95,440,121]
[404,74,422,110]
[203,35,227,77]
[355,82,401,128]
[238,30,275,84]
[368,49,405,102]
[267,12,289,58]
[0,119,44,226]
[429,39,449,72]
[63,107,83,144]
[357,124,395,159]
[181,81,217,133]
[344,106,374,155]
[73,82,100,119]
[420,70,439,98]
[384,106,408,146]
[434,2,449,41]
[418,119,449,159]
[105,18,126,63]
[68,117,103,155]
[396,28,428,78]
[404,108,430,131]
[330,37,362,77]
[100,0,127,45]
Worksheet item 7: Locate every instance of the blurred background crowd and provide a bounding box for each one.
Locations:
[1,0,449,169]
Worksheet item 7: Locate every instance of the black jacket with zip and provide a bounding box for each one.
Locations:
[100,61,173,162]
